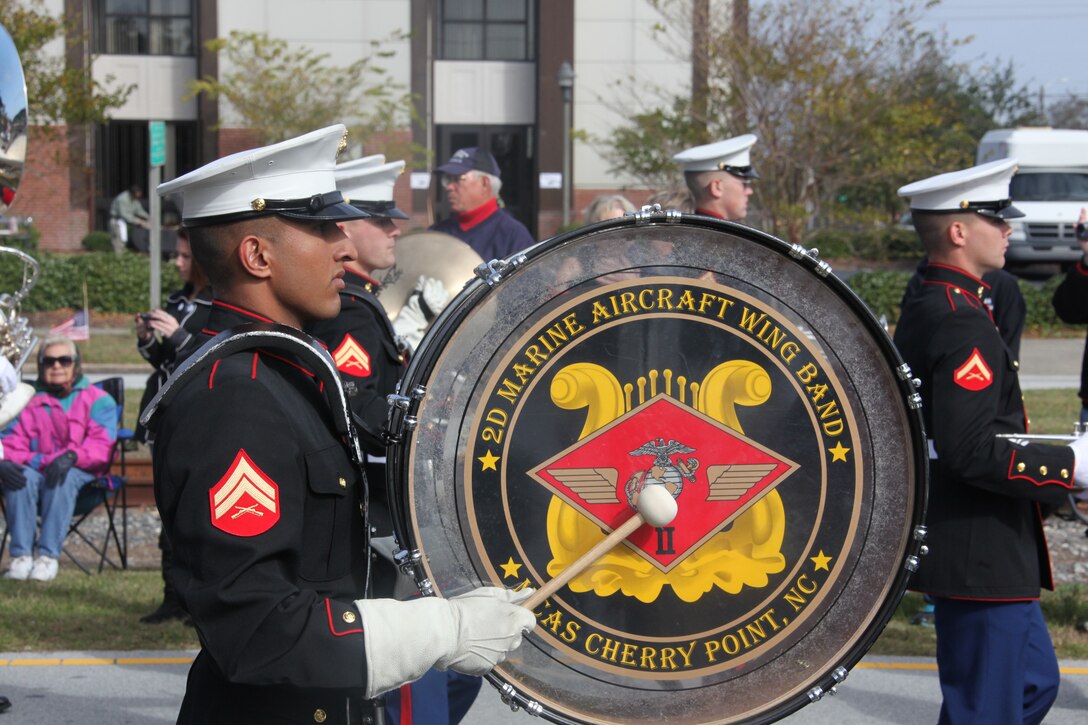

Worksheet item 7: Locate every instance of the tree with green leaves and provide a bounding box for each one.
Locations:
[603,0,1037,242]
[189,30,419,162]
[1,0,132,127]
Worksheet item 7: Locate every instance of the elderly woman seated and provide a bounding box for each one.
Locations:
[0,336,117,582]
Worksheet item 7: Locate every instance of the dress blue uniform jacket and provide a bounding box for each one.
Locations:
[893,264,1074,600]
[152,301,373,724]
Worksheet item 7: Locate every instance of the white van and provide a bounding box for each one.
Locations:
[976,127,1088,267]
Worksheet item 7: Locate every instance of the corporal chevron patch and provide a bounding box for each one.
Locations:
[209,449,280,536]
[332,334,373,377]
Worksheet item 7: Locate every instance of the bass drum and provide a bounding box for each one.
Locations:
[385,213,927,724]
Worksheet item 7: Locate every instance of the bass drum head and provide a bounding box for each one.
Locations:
[388,215,927,724]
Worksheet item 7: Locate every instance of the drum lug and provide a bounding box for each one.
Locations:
[895,363,913,381]
[807,685,825,702]
[385,385,426,442]
[474,254,528,286]
[787,244,834,277]
[832,666,848,685]
[634,204,682,223]
[913,524,928,542]
[394,547,432,594]
[904,555,921,572]
[907,392,922,410]
[498,683,520,711]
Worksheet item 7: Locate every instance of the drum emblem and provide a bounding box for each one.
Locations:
[625,437,697,503]
[531,396,798,582]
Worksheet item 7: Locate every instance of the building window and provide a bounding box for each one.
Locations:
[439,0,534,61]
[93,0,195,56]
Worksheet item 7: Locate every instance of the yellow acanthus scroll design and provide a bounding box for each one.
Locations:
[544,361,787,603]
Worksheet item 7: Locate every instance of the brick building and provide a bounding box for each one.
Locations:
[8,0,700,250]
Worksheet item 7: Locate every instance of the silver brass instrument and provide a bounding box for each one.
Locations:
[997,422,1088,443]
[0,21,39,426]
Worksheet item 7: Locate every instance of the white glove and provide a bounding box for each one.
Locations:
[355,587,537,698]
[416,276,450,321]
[1069,432,1088,488]
[391,294,427,352]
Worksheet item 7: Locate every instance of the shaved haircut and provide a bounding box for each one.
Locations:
[911,212,961,254]
[187,217,283,288]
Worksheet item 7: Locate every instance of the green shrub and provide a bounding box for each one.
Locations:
[0,251,182,312]
[1019,275,1067,336]
[807,225,920,262]
[1041,584,1088,626]
[847,270,912,323]
[81,231,113,253]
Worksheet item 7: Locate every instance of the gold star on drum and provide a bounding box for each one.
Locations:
[385,213,928,724]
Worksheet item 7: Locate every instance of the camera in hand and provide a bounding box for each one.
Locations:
[139,312,153,322]
[1077,222,1088,242]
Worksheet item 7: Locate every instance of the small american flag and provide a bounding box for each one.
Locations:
[49,309,90,341]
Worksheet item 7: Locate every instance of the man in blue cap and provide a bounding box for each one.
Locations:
[430,146,534,260]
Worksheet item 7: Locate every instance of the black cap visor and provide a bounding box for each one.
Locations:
[183,191,370,227]
[720,164,760,180]
[349,199,409,220]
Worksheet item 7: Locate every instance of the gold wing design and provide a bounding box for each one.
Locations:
[705,463,777,501]
[546,468,620,504]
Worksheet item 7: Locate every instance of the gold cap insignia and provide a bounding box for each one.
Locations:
[251,198,266,212]
[337,132,348,158]
[960,200,970,209]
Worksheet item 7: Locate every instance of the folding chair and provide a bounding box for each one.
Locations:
[63,376,133,574]
[0,377,133,574]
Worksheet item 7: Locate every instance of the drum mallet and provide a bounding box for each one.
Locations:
[522,485,678,609]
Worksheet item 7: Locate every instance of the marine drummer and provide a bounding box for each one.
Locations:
[149,125,536,724]
[673,134,759,222]
[893,158,1088,725]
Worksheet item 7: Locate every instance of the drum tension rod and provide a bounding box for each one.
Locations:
[474,255,527,286]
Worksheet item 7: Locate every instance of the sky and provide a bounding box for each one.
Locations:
[913,0,1088,105]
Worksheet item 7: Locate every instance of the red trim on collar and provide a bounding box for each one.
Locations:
[457,197,499,231]
[208,359,220,389]
[1076,260,1088,277]
[212,299,276,323]
[694,207,726,220]
[258,349,316,378]
[926,263,991,291]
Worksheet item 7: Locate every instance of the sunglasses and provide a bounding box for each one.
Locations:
[441,173,472,186]
[42,356,75,368]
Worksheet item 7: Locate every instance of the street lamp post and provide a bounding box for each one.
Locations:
[557,61,575,227]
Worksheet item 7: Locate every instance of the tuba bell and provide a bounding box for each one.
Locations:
[0,21,39,426]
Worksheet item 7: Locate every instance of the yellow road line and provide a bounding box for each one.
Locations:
[0,656,194,666]
[0,657,1085,676]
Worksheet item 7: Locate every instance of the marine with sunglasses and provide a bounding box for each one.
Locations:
[0,336,118,582]
[674,134,759,222]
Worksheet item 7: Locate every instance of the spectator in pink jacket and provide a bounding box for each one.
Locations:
[0,336,117,582]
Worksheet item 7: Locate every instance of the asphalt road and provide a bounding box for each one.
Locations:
[0,652,1085,724]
